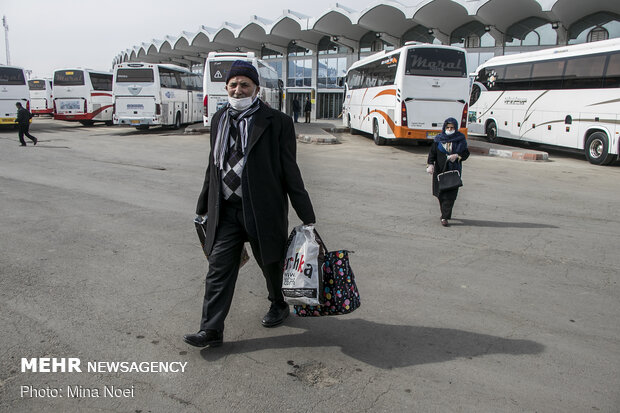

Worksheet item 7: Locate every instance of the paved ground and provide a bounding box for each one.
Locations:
[1,118,619,412]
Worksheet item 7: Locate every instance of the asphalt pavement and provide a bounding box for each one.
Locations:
[1,118,618,412]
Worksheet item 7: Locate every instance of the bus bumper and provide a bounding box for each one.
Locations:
[0,117,17,124]
[114,117,160,126]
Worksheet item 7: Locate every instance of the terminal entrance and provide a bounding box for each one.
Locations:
[317,92,344,119]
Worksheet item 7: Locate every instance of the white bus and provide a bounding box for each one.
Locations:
[113,62,203,129]
[468,38,620,165]
[0,65,30,125]
[203,52,282,127]
[342,42,470,145]
[53,68,113,126]
[28,78,53,115]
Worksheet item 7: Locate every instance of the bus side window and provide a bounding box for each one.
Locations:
[565,115,572,125]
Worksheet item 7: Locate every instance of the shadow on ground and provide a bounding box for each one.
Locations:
[450,219,558,229]
[199,318,544,369]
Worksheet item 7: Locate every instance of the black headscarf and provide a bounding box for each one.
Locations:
[434,117,466,144]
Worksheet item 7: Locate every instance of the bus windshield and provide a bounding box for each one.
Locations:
[208,61,234,82]
[55,70,85,86]
[0,67,26,85]
[405,48,466,78]
[28,80,46,90]
[116,68,154,83]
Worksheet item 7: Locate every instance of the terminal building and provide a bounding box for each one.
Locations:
[113,0,620,120]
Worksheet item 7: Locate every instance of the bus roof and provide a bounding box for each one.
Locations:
[53,68,112,75]
[115,62,195,73]
[349,43,467,71]
[475,38,620,70]
[206,51,256,59]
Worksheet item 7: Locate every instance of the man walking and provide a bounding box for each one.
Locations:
[15,102,37,147]
[292,97,301,123]
[184,60,316,348]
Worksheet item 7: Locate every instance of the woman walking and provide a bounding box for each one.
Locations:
[426,117,469,227]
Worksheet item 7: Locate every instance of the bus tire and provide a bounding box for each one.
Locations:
[136,125,149,130]
[373,119,386,145]
[79,120,95,127]
[105,120,113,126]
[348,115,358,135]
[486,120,501,143]
[585,132,613,165]
[173,112,181,130]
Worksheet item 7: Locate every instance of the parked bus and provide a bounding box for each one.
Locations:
[203,52,281,127]
[28,78,53,115]
[342,42,469,145]
[468,38,620,165]
[113,62,203,129]
[0,65,30,125]
[53,68,113,125]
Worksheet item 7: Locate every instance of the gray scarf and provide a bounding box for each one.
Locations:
[213,97,260,170]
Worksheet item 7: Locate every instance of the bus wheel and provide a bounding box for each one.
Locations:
[585,132,613,165]
[373,119,386,145]
[173,112,181,130]
[348,115,359,135]
[486,120,501,143]
[79,120,95,127]
[136,125,149,131]
[104,120,113,126]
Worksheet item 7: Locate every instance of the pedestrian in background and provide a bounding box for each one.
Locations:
[184,60,316,348]
[304,98,311,123]
[292,97,301,123]
[15,102,37,147]
[426,117,469,227]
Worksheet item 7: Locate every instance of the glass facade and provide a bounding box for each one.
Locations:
[317,57,347,89]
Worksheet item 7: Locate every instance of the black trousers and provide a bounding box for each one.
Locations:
[200,201,284,332]
[439,198,455,219]
[18,124,36,145]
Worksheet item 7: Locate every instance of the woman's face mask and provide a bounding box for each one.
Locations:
[445,129,455,136]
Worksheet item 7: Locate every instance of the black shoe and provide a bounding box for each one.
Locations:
[441,219,449,227]
[183,330,223,348]
[20,144,26,147]
[33,138,38,146]
[262,302,290,328]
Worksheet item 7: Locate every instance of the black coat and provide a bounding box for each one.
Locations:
[196,101,316,264]
[16,107,32,125]
[427,140,470,201]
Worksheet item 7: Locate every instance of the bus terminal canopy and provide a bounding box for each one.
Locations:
[113,0,620,68]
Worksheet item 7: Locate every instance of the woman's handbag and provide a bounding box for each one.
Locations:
[293,233,361,317]
[437,160,463,192]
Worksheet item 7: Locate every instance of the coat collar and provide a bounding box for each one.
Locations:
[245,101,272,154]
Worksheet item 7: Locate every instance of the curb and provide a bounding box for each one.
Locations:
[470,145,548,161]
[297,135,341,145]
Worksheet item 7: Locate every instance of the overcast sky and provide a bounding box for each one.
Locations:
[0,0,420,78]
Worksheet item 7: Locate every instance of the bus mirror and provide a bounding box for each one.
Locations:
[565,115,572,125]
[338,78,344,87]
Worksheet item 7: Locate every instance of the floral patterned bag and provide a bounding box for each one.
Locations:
[293,246,361,317]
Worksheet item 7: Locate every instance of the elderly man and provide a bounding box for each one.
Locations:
[184,60,316,348]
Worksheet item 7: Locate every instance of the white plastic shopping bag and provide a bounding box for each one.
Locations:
[282,225,324,306]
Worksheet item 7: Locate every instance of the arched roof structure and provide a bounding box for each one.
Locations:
[112,0,620,67]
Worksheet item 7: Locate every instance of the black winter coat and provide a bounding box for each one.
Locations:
[427,140,470,201]
[196,101,316,264]
[16,107,32,125]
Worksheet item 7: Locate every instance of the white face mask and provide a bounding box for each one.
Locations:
[445,129,455,136]
[228,96,255,111]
